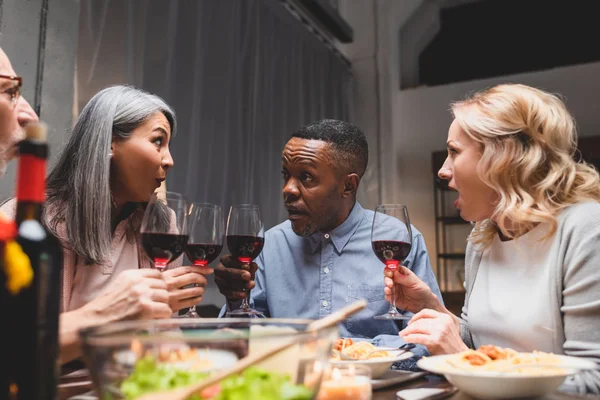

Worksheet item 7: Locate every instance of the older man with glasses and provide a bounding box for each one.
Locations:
[0,47,39,177]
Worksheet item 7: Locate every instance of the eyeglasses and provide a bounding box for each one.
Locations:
[0,74,22,108]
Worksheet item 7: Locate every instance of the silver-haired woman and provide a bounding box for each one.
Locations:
[383,84,600,394]
[1,85,211,364]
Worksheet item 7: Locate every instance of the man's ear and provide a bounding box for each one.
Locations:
[342,173,360,198]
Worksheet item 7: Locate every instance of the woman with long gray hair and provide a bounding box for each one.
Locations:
[1,85,211,364]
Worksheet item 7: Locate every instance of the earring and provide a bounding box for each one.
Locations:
[109,151,113,158]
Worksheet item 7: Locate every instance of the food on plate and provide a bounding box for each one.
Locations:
[125,339,214,371]
[333,338,354,352]
[120,355,313,400]
[331,339,389,360]
[155,347,214,371]
[478,344,517,361]
[440,345,564,375]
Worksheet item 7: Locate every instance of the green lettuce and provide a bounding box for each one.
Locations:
[118,357,313,400]
[212,367,313,400]
[120,356,207,400]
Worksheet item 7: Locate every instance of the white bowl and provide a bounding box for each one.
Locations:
[331,349,414,379]
[417,354,598,399]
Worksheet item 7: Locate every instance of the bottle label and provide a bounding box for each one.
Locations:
[17,154,46,203]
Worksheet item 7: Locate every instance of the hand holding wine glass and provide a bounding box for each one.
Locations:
[181,202,224,318]
[225,204,265,317]
[371,204,413,320]
[383,265,442,314]
[214,255,258,300]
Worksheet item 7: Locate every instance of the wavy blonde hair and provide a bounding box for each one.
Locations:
[451,83,600,247]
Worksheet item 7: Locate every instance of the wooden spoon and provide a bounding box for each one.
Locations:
[137,299,368,400]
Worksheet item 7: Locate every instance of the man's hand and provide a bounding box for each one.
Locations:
[162,265,213,312]
[214,255,257,301]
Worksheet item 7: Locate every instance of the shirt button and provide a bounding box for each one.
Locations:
[324,234,330,239]
[324,267,330,274]
[322,300,328,307]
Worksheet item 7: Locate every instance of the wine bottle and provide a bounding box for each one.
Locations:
[0,217,19,399]
[11,122,63,399]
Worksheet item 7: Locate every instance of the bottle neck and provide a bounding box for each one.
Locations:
[16,203,44,225]
[16,142,47,225]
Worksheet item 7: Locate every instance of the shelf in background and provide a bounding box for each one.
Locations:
[441,291,466,317]
[438,253,465,260]
[436,216,469,224]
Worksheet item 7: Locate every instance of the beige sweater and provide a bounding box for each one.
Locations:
[460,202,600,394]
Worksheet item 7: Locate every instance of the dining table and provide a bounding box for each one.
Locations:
[60,372,597,400]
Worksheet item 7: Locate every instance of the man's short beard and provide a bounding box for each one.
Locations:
[293,220,318,237]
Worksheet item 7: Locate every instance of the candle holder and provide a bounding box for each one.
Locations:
[316,364,372,400]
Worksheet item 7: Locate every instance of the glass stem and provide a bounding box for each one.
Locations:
[240,262,251,311]
[389,277,398,314]
[387,263,400,316]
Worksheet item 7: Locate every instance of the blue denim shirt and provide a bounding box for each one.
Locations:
[222,202,443,370]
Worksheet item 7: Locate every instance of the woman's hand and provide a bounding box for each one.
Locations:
[399,309,468,355]
[162,265,214,312]
[384,265,444,314]
[60,269,172,364]
[83,269,172,321]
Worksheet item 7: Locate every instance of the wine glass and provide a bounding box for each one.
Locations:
[371,204,413,320]
[140,191,189,270]
[182,202,224,318]
[225,204,265,318]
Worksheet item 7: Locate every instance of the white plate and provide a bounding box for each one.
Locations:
[331,349,414,379]
[417,354,598,399]
[372,370,427,390]
[115,348,238,372]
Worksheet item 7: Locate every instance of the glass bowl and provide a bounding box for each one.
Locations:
[79,318,339,399]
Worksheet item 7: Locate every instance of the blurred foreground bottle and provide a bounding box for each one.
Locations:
[1,122,63,399]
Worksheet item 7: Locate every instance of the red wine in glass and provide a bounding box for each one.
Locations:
[141,232,189,265]
[372,240,412,269]
[185,244,223,266]
[227,235,264,264]
[371,204,413,320]
[225,204,265,318]
[182,202,224,318]
[140,191,189,270]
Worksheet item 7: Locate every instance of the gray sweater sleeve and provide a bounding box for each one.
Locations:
[459,240,479,349]
[556,203,600,394]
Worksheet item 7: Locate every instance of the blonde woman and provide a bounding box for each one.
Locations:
[384,84,600,394]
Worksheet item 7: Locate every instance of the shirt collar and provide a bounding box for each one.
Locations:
[116,205,145,241]
[307,202,365,253]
